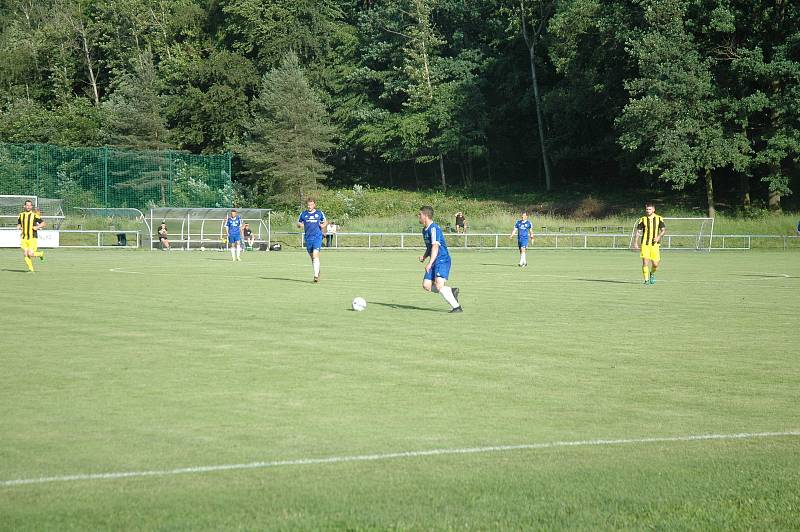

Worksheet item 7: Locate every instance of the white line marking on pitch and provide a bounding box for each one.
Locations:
[108,268,145,275]
[2,431,798,488]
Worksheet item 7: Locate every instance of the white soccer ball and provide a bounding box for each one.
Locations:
[352,297,367,312]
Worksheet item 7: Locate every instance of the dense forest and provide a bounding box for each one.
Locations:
[0,0,798,213]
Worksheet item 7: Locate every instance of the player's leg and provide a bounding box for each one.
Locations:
[641,258,651,284]
[32,239,44,260]
[311,247,321,281]
[422,278,433,292]
[236,239,242,260]
[520,243,528,266]
[649,247,660,284]
[21,241,34,271]
[434,276,461,311]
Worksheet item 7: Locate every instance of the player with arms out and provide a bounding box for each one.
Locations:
[633,202,666,285]
[418,206,462,313]
[17,200,46,272]
[298,198,326,282]
[509,210,533,267]
[225,208,244,261]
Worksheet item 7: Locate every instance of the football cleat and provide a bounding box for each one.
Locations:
[449,306,463,313]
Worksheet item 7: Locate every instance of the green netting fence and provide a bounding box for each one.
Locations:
[0,143,232,210]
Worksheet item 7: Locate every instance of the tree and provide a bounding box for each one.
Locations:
[617,0,749,217]
[514,0,555,191]
[239,52,335,206]
[102,52,170,150]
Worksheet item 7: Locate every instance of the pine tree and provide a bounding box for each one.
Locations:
[240,51,335,206]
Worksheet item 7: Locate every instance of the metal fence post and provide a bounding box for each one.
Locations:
[103,146,109,207]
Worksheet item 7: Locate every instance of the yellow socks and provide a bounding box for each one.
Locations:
[642,265,649,281]
[33,251,43,257]
[24,256,34,271]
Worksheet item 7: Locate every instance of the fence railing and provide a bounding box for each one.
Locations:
[59,230,141,248]
[272,232,800,251]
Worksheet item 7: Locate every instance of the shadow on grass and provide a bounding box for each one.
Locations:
[260,276,313,284]
[1,269,30,273]
[577,278,640,285]
[369,301,442,312]
[479,263,519,268]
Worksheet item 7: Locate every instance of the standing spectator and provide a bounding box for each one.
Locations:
[326,220,338,248]
[455,211,467,233]
[796,220,800,235]
[158,222,171,251]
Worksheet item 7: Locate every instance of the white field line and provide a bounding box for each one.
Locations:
[2,431,798,488]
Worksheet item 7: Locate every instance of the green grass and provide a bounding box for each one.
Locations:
[1,248,799,529]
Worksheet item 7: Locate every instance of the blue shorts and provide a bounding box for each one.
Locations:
[306,237,323,254]
[229,235,242,244]
[518,238,529,249]
[423,257,451,281]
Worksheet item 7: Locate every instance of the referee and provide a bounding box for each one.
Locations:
[17,200,46,272]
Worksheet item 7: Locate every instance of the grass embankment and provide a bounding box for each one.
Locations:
[59,187,800,235]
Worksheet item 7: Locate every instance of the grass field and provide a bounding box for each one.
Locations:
[2,248,799,529]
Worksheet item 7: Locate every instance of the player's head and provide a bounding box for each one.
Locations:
[306,198,316,210]
[418,205,434,225]
[645,202,655,215]
[231,208,238,217]
[521,210,528,220]
[23,200,33,212]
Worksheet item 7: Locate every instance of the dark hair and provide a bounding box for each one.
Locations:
[24,200,33,206]
[521,209,528,215]
[645,201,655,208]
[420,205,434,219]
[306,197,316,204]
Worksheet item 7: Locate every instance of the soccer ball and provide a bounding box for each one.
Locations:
[200,246,206,251]
[352,297,367,312]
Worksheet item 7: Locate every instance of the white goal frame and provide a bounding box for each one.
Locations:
[629,217,714,251]
[0,194,66,228]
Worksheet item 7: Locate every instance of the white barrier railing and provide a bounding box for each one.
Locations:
[272,232,800,251]
[58,230,140,248]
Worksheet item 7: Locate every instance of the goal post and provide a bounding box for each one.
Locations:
[0,195,66,228]
[629,217,714,251]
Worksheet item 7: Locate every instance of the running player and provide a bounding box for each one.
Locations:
[17,200,45,272]
[297,198,326,282]
[509,210,533,267]
[418,205,462,313]
[633,202,666,285]
[225,208,244,261]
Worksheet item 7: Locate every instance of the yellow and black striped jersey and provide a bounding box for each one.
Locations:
[18,211,43,240]
[637,214,665,246]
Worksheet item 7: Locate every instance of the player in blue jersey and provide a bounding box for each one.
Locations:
[224,208,244,261]
[418,205,462,313]
[509,210,533,267]
[297,198,327,282]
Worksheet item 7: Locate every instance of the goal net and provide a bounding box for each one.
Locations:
[0,195,65,227]
[629,217,714,251]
